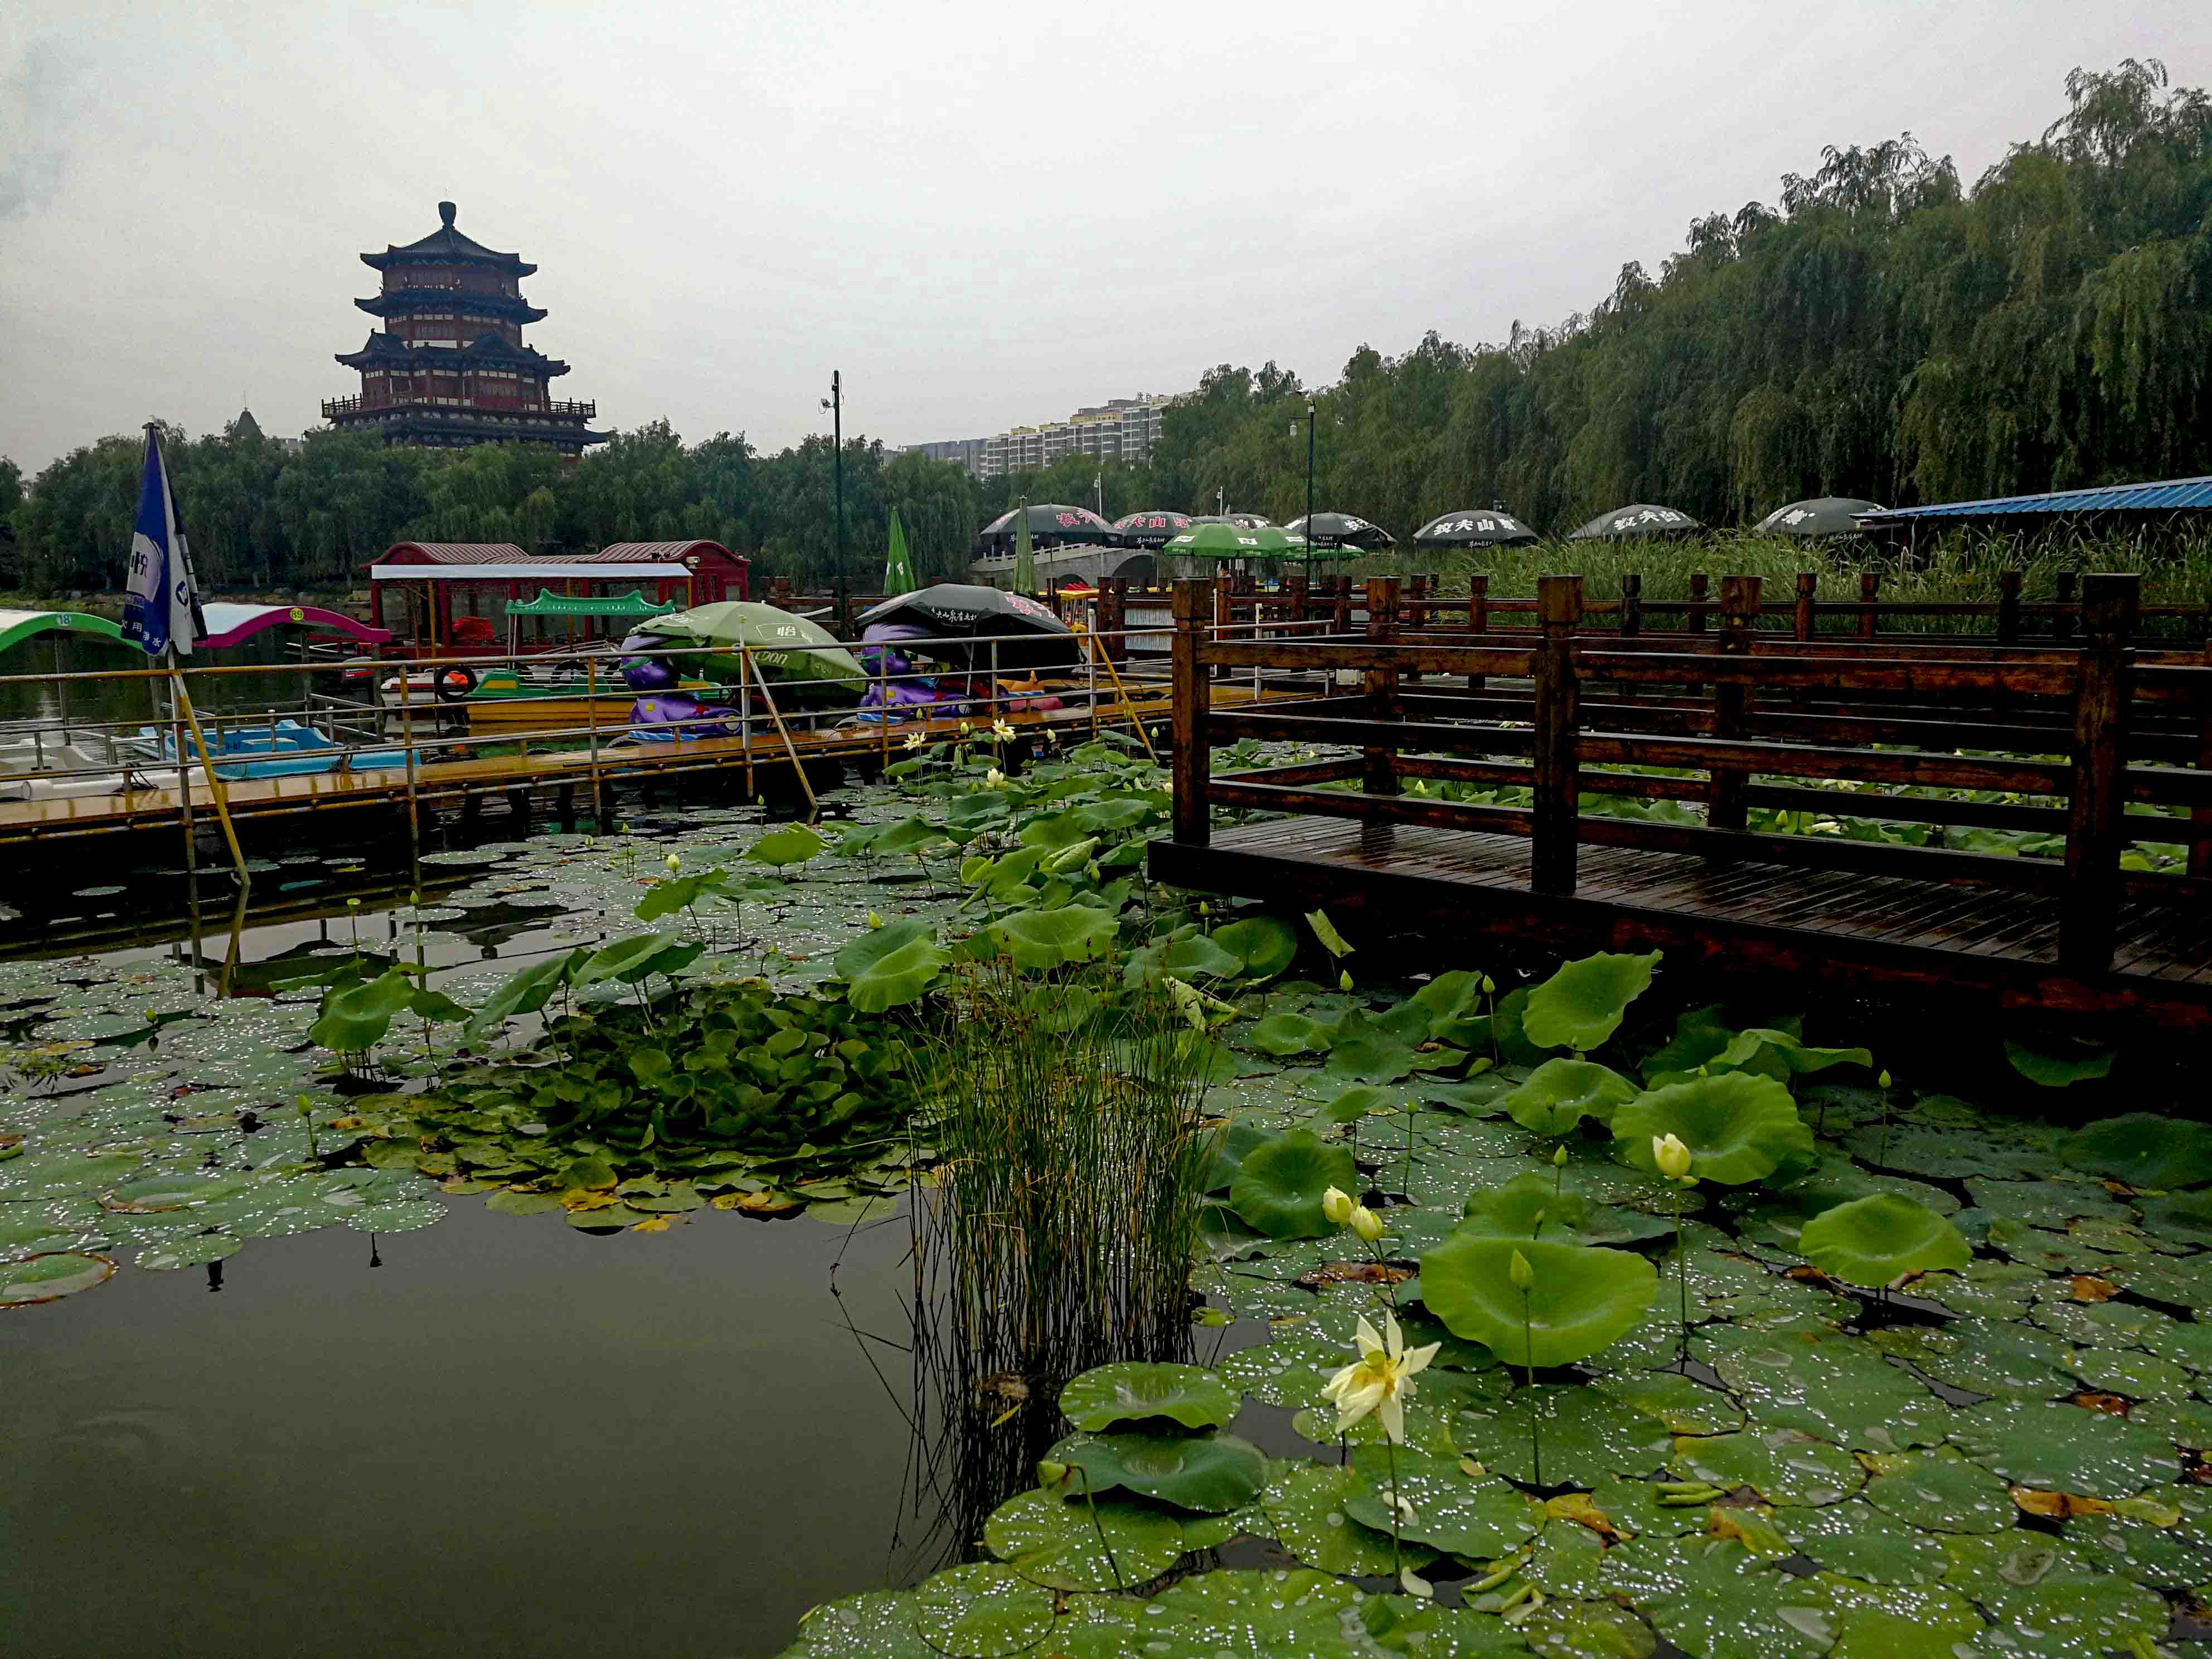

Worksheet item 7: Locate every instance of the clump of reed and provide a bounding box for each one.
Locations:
[901,961,1219,1554]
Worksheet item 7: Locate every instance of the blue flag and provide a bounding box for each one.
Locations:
[120,425,204,658]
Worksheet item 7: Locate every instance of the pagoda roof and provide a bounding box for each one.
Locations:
[360,201,537,276]
[357,289,547,324]
[334,331,570,377]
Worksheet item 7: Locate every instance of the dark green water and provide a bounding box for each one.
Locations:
[0,1175,920,1657]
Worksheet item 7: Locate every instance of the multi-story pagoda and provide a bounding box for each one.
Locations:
[322,201,607,455]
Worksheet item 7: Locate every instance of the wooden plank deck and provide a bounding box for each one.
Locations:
[1148,816,2212,1026]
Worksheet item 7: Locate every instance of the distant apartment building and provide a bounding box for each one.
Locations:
[898,395,1172,481]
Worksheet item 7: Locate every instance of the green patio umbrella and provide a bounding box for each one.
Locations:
[884,508,917,596]
[1161,523,1311,560]
[1012,496,1036,595]
[626,601,866,705]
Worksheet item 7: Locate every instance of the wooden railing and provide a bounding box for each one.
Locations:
[1167,573,2212,976]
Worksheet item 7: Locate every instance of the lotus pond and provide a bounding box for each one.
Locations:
[4,731,2212,1658]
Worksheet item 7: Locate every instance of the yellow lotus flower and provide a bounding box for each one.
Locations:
[985,768,1007,789]
[903,732,926,751]
[992,719,1016,741]
[1322,1185,1355,1228]
[1320,1312,1439,1443]
[1652,1133,1693,1181]
[1349,1204,1384,1244]
[665,852,682,874]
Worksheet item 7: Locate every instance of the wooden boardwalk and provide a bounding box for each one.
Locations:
[1150,573,2212,1027]
[1153,816,2212,1023]
[0,681,1183,849]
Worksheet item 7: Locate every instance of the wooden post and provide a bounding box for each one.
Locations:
[1333,577,1351,634]
[2054,570,2079,644]
[1708,575,1760,833]
[1211,574,1234,682]
[772,576,793,610]
[1362,576,1402,800]
[1170,580,1212,847]
[1793,572,1817,642]
[2061,574,2138,975]
[1467,574,1490,693]
[1687,572,1709,636]
[1531,575,1584,896]
[1619,572,1642,639]
[2190,643,2212,880]
[1997,571,2023,647]
[1857,571,1880,641]
[1287,574,1308,628]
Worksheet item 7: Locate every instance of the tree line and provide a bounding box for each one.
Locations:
[4,61,2205,597]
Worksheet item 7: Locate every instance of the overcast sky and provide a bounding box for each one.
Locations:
[1,1,2204,474]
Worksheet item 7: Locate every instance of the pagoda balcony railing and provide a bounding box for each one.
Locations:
[322,395,596,420]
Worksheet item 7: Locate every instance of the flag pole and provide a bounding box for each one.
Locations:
[168,650,248,884]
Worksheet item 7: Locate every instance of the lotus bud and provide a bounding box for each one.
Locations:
[1199,901,1210,916]
[1339,969,1354,993]
[1036,1459,1070,1490]
[1322,1186,1355,1227]
[1553,1145,1569,1168]
[1509,1249,1535,1291]
[867,910,884,930]
[1878,1069,1893,1089]
[1480,974,1496,995]
[665,852,682,874]
[1349,1204,1384,1244]
[1652,1133,1693,1181]
[295,1092,311,1117]
[347,896,360,910]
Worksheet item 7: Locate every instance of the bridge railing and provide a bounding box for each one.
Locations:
[1167,572,2212,976]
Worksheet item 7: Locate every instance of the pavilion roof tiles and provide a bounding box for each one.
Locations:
[361,201,536,275]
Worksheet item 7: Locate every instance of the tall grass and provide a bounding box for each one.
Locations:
[1332,526,2212,638]
[903,962,1219,1558]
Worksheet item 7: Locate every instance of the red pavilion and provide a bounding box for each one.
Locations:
[321,201,607,455]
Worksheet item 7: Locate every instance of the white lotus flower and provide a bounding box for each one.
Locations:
[1320,1312,1439,1443]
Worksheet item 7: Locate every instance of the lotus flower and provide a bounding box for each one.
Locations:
[1321,1312,1439,1443]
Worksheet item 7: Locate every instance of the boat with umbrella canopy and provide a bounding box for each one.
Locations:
[1566,503,1704,541]
[1414,508,1541,550]
[1754,497,1885,539]
[623,602,866,704]
[1113,510,1196,547]
[856,584,1082,676]
[1282,512,1395,551]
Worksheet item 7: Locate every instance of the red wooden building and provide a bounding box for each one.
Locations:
[368,542,749,651]
[322,201,607,455]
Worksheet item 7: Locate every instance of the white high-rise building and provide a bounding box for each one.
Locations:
[904,395,1172,480]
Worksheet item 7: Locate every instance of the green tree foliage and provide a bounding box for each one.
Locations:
[6,63,2205,591]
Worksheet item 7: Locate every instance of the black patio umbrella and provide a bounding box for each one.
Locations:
[1754,497,1885,538]
[972,503,1122,559]
[1113,509,1196,548]
[1282,512,1396,550]
[1414,507,1541,549]
[855,583,1084,675]
[1188,512,1277,531]
[1565,503,1704,541]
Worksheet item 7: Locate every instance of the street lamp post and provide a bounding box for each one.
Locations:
[823,370,846,622]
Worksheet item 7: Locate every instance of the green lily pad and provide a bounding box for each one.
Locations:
[1670,1428,1864,1506]
[1134,1568,1402,1658]
[745,824,827,867]
[137,1234,245,1270]
[1613,1073,1811,1186]
[1519,1599,1657,1659]
[1502,1059,1640,1136]
[0,1250,115,1304]
[2063,1113,2212,1189]
[1704,1325,1952,1451]
[1937,1532,2167,1657]
[1797,1194,1970,1287]
[1212,916,1299,982]
[1060,1361,1239,1431]
[1228,1129,1357,1239]
[1260,1462,1439,1577]
[1784,1501,1951,1583]
[1947,1400,2182,1498]
[1247,1013,1331,1057]
[1341,1444,1541,1557]
[984,906,1117,970]
[833,921,948,1013]
[1595,1536,1817,1659]
[1523,951,1662,1054]
[910,1562,1063,1658]
[980,1487,1188,1592]
[1048,1429,1267,1513]
[2005,1039,2114,1087]
[1420,1233,1658,1367]
[1457,1384,1676,1487]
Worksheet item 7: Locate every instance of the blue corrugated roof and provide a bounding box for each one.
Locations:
[1860,476,2212,523]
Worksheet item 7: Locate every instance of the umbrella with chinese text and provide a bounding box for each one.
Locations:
[1414,508,1541,549]
[1566,504,1704,541]
[1754,497,1885,538]
[1282,511,1395,551]
[1113,510,1196,547]
[854,583,1083,675]
[1162,524,1309,561]
[972,503,1121,558]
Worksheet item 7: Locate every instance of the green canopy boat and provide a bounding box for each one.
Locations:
[625,602,866,704]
